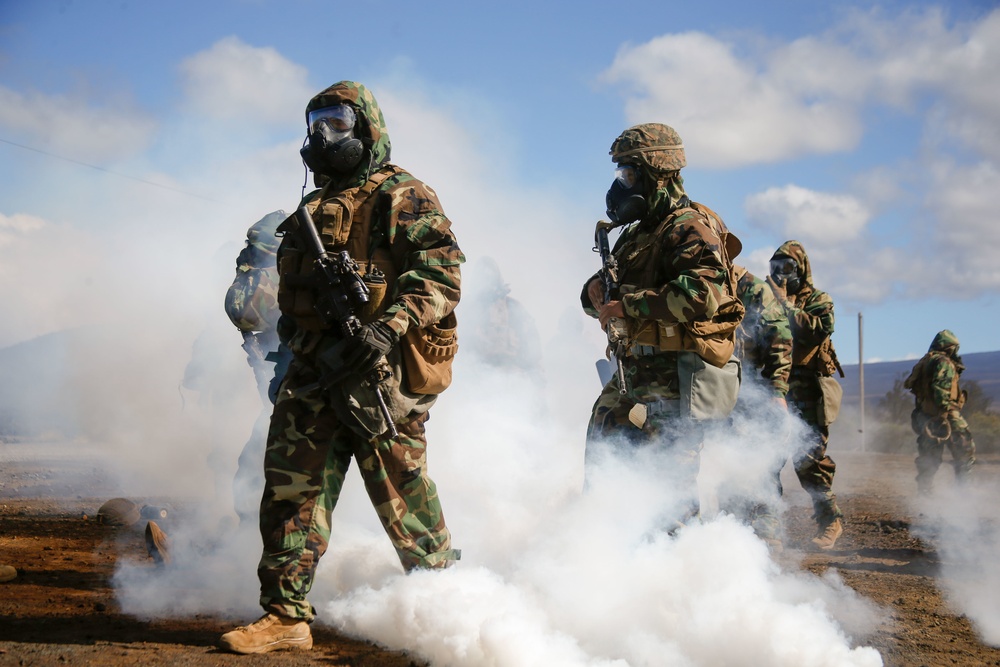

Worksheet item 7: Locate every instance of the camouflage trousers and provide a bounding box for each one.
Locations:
[912,409,976,493]
[257,361,457,621]
[787,370,842,525]
[586,352,703,524]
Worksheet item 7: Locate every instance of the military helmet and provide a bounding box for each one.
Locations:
[610,123,686,172]
[245,210,285,254]
[97,497,141,527]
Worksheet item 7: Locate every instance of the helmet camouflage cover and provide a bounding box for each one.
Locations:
[610,123,686,173]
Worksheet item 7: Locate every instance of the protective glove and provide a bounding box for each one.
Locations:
[766,275,787,304]
[341,320,398,376]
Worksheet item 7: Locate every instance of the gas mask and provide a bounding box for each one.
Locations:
[769,256,802,294]
[605,164,648,225]
[299,104,365,176]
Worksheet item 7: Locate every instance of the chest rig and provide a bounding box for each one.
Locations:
[277,165,403,332]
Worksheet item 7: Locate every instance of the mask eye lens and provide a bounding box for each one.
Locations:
[307,104,357,133]
[769,258,797,277]
[615,165,640,189]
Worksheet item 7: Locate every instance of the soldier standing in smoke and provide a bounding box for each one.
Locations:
[582,123,744,527]
[767,240,845,550]
[717,264,793,549]
[224,210,292,525]
[904,329,976,494]
[464,256,542,378]
[220,81,463,654]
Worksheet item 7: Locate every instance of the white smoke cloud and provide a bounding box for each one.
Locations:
[911,482,1000,647]
[1,32,889,667]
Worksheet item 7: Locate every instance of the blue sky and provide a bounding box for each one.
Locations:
[1,0,999,365]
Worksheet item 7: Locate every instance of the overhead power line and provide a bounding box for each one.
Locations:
[0,136,219,203]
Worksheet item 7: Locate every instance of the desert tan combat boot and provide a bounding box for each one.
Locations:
[811,518,843,550]
[219,613,313,654]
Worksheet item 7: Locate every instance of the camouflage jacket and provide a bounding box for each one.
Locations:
[768,241,838,377]
[582,201,735,326]
[904,331,965,416]
[734,265,792,396]
[906,352,961,415]
[278,81,464,352]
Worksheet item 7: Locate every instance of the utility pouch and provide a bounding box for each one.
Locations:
[401,312,459,395]
[678,351,741,420]
[359,267,388,322]
[816,375,843,427]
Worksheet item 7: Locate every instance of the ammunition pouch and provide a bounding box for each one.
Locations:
[678,351,741,420]
[625,300,742,369]
[400,312,459,395]
[816,375,843,427]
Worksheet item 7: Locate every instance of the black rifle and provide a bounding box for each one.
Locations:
[287,205,398,438]
[593,220,628,395]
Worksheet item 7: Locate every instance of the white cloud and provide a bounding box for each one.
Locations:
[600,8,1000,167]
[745,185,870,244]
[0,85,157,162]
[178,36,314,125]
[0,211,45,248]
[599,32,863,168]
[923,159,1000,291]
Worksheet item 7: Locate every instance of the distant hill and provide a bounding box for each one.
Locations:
[840,350,1000,409]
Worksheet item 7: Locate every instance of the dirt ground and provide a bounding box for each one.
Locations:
[2,443,1000,667]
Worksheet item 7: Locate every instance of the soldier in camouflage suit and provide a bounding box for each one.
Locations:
[582,123,743,527]
[904,329,976,494]
[224,210,292,525]
[719,265,793,548]
[767,240,845,549]
[221,81,463,655]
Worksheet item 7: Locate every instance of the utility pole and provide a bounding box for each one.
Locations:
[859,312,865,453]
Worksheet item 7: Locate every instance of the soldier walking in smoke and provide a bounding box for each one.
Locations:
[582,123,744,527]
[224,210,293,526]
[220,81,464,654]
[717,264,793,550]
[904,329,976,494]
[767,240,845,550]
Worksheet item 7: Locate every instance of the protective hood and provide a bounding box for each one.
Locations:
[770,240,814,293]
[930,329,960,354]
[305,81,392,187]
[647,172,688,221]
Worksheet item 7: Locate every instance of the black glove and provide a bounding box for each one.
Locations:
[341,321,398,376]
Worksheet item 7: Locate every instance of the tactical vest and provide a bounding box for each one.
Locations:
[277,166,402,331]
[621,201,744,368]
[904,352,960,415]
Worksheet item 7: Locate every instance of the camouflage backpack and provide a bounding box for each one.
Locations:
[225,210,285,333]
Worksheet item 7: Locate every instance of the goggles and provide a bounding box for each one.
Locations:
[769,257,798,277]
[307,104,357,134]
[614,164,642,189]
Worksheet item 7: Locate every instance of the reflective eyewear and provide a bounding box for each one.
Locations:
[614,164,642,189]
[307,104,357,133]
